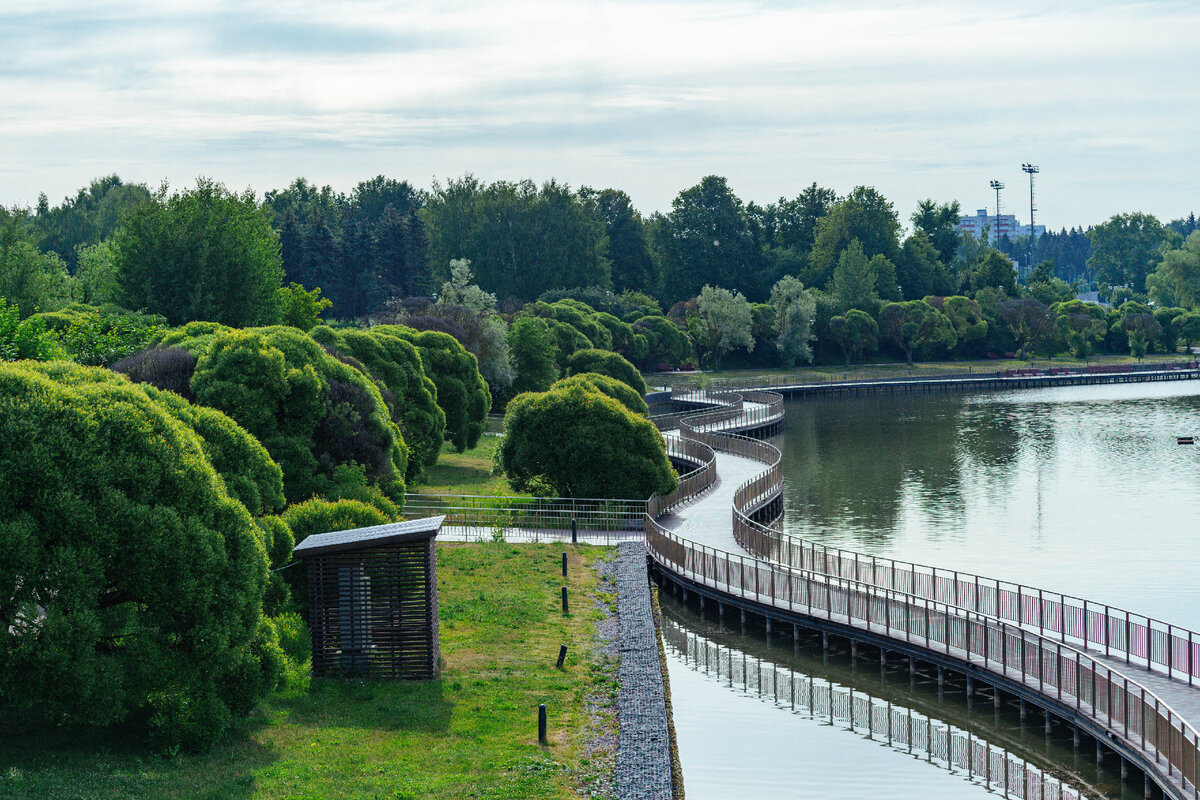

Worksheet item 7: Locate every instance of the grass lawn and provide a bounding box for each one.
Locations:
[411,436,513,497]
[0,543,617,800]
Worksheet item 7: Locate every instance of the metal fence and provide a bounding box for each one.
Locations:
[734,525,1200,689]
[645,522,1200,797]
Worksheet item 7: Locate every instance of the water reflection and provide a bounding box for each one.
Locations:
[660,597,1138,799]
[779,381,1200,627]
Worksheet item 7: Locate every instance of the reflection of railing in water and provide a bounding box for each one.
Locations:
[662,617,1093,800]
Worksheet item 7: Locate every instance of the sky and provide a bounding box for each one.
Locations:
[2,0,1198,231]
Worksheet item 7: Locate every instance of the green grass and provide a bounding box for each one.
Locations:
[411,436,513,497]
[648,352,1197,389]
[0,544,617,800]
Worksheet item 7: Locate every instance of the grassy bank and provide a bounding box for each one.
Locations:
[0,543,617,800]
[648,353,1197,389]
[411,436,513,497]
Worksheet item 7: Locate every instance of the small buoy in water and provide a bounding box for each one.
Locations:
[1178,436,1195,445]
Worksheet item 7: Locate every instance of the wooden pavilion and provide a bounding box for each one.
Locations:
[293,515,444,680]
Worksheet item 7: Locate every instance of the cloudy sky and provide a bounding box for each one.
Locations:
[3,0,1197,229]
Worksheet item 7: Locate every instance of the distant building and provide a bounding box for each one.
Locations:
[958,209,1046,245]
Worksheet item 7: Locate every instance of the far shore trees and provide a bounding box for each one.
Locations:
[112,179,285,327]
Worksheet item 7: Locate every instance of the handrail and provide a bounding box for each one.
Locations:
[735,521,1200,689]
[645,519,1200,796]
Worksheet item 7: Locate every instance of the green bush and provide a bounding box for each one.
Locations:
[374,325,490,452]
[551,372,649,415]
[0,361,282,749]
[566,348,647,395]
[309,325,445,481]
[0,298,62,361]
[279,498,392,618]
[169,325,408,504]
[499,383,676,499]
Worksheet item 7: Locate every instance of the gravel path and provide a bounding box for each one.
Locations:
[614,541,673,800]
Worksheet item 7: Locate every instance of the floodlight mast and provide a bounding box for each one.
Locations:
[989,180,1005,246]
[1022,163,1040,269]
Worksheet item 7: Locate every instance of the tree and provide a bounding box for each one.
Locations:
[1117,302,1162,360]
[30,176,152,272]
[499,383,675,498]
[423,176,610,303]
[896,231,953,301]
[769,275,816,366]
[633,315,691,369]
[997,298,1056,359]
[566,348,647,395]
[1173,312,1200,353]
[73,240,120,305]
[506,316,560,397]
[879,300,957,364]
[692,285,754,369]
[1052,300,1107,359]
[966,250,1019,296]
[0,362,284,748]
[579,188,657,294]
[112,179,284,326]
[551,372,648,415]
[1087,212,1177,294]
[0,209,71,314]
[910,199,963,268]
[1023,259,1074,305]
[826,309,878,366]
[1147,232,1200,309]
[936,296,988,353]
[276,283,332,331]
[652,176,758,302]
[308,326,446,481]
[807,187,901,289]
[830,239,879,312]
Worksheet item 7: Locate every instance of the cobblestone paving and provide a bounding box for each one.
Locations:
[614,541,672,800]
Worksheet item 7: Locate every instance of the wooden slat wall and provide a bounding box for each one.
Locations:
[307,542,439,680]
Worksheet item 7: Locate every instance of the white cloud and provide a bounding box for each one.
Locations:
[2,0,1198,226]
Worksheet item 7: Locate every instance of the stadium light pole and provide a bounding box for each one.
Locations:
[1022,164,1039,271]
[989,180,1005,246]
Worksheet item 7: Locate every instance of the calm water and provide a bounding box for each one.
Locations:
[667,380,1200,798]
[779,381,1200,629]
[662,597,1134,800]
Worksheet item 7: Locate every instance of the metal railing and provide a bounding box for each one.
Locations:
[645,521,1200,797]
[735,525,1200,688]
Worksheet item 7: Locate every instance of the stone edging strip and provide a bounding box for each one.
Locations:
[614,541,674,800]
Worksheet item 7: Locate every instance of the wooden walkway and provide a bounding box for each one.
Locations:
[650,387,1200,800]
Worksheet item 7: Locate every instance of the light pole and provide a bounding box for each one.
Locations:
[1022,164,1039,271]
[989,180,1005,246]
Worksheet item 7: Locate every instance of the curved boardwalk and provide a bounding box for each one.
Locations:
[652,386,1200,800]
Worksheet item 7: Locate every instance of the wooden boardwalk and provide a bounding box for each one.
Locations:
[649,386,1200,799]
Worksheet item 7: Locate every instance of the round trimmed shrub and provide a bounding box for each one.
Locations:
[566,348,647,395]
[374,325,490,452]
[499,383,676,498]
[167,325,408,504]
[0,362,282,749]
[551,372,648,415]
[309,325,445,481]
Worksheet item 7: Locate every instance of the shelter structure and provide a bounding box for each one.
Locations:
[293,515,444,679]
